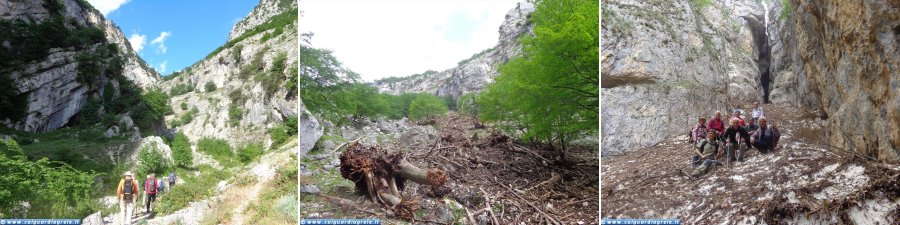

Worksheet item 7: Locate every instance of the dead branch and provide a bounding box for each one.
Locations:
[480,188,501,225]
[524,173,561,192]
[328,137,364,155]
[438,155,466,169]
[493,178,562,225]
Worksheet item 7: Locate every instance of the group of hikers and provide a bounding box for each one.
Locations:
[688,102,781,176]
[116,171,178,224]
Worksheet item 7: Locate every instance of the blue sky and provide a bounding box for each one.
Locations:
[87,0,259,76]
[301,0,520,82]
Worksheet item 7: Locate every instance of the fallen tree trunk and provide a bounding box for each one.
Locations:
[339,142,449,219]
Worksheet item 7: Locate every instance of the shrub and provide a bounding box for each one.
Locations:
[456,92,479,117]
[136,144,170,177]
[285,115,298,136]
[268,125,288,147]
[204,81,217,92]
[408,95,448,121]
[257,52,288,97]
[180,102,188,110]
[197,138,237,168]
[690,0,712,9]
[228,105,243,127]
[228,90,247,105]
[276,194,298,222]
[171,133,192,167]
[232,44,243,63]
[237,142,264,163]
[780,0,791,21]
[169,83,194,96]
[155,165,231,215]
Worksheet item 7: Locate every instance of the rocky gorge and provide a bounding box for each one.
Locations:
[601,0,899,222]
[601,0,898,162]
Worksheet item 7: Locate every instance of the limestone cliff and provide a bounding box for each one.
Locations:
[0,0,160,132]
[372,1,535,99]
[601,0,763,155]
[774,0,899,161]
[159,0,298,147]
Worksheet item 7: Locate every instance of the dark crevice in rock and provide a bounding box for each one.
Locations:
[743,14,773,103]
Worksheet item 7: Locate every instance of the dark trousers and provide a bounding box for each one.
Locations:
[754,142,772,153]
[145,193,156,212]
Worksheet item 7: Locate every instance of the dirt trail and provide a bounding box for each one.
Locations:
[97,139,296,225]
[601,103,900,224]
[301,112,599,224]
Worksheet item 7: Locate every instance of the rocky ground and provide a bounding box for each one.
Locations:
[301,112,599,224]
[601,104,900,224]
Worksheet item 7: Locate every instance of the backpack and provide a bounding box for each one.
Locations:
[697,139,719,156]
[169,173,176,183]
[123,178,134,200]
[146,178,157,193]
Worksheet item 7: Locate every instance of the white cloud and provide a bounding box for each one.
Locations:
[158,61,168,73]
[300,0,520,81]
[150,31,171,54]
[127,33,146,53]
[86,0,131,15]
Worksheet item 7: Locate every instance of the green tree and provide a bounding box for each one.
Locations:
[136,144,170,176]
[171,133,193,167]
[408,95,448,121]
[1,139,101,218]
[477,0,598,150]
[142,89,173,119]
[456,92,480,118]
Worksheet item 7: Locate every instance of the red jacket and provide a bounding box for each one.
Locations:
[145,178,158,194]
[708,117,725,134]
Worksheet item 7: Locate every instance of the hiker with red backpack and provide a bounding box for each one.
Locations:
[117,171,139,225]
[144,173,159,213]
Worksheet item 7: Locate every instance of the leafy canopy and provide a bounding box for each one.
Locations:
[477,0,598,150]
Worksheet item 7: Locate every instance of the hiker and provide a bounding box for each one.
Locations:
[751,117,781,153]
[689,117,709,144]
[117,171,139,225]
[751,102,765,124]
[707,111,726,138]
[723,118,752,164]
[691,131,723,176]
[744,117,760,135]
[168,172,177,187]
[157,177,166,194]
[731,110,746,127]
[144,174,158,213]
